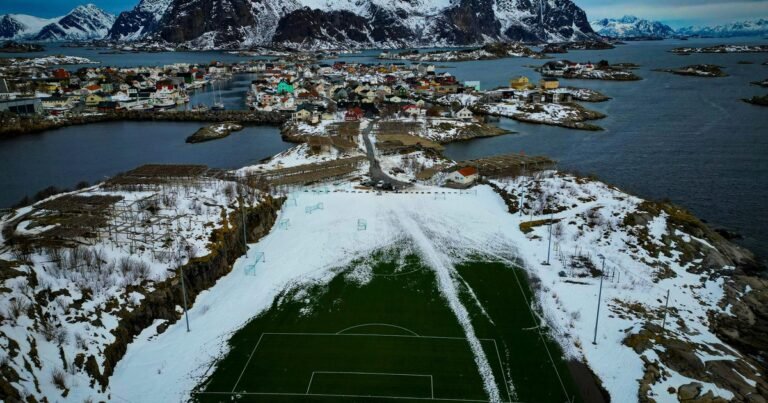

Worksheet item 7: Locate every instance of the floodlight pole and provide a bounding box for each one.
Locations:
[661,289,670,331]
[593,254,605,345]
[180,265,190,332]
[545,211,553,265]
[241,198,248,258]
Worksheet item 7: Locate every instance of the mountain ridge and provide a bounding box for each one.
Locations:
[107,0,597,49]
[0,4,115,41]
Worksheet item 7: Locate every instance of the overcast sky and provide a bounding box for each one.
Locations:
[2,0,767,28]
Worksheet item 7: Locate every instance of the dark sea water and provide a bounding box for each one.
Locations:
[0,38,766,261]
[0,122,291,206]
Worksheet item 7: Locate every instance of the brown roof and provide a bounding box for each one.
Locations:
[457,166,478,177]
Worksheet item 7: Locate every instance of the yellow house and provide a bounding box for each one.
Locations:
[540,78,560,90]
[85,94,105,107]
[38,82,60,94]
[509,76,531,90]
[293,108,311,121]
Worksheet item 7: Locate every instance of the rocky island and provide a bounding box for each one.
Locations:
[185,122,244,143]
[0,41,45,53]
[671,44,768,54]
[378,42,543,62]
[657,64,728,77]
[539,59,642,81]
[743,94,768,106]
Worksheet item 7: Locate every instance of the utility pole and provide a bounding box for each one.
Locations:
[241,198,248,258]
[661,289,670,331]
[180,265,190,332]
[544,211,553,265]
[593,254,605,345]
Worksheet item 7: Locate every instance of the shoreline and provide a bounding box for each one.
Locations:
[0,110,287,138]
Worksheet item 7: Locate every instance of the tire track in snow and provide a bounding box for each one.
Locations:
[391,207,504,403]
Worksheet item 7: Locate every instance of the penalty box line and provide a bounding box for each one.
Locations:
[229,332,513,402]
[306,371,434,399]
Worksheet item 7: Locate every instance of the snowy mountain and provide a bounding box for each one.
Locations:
[108,0,597,49]
[591,15,675,38]
[35,4,116,41]
[108,0,172,41]
[677,18,768,38]
[0,14,61,39]
[0,4,115,41]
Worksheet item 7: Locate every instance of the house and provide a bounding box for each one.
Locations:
[402,104,425,118]
[96,101,118,112]
[0,98,42,116]
[447,166,479,185]
[540,78,559,90]
[293,105,313,121]
[52,69,70,80]
[345,107,364,121]
[509,76,531,90]
[85,94,106,107]
[276,80,294,94]
[455,107,473,121]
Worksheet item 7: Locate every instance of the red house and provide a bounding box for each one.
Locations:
[345,107,364,121]
[52,69,70,80]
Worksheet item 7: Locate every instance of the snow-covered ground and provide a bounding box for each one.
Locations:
[0,177,255,402]
[108,170,762,402]
[1,147,760,402]
[109,185,516,402]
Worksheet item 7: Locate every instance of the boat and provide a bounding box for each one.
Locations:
[152,98,176,110]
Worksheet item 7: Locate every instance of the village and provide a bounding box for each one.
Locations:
[0,52,612,131]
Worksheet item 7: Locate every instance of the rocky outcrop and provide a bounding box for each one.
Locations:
[273,8,375,47]
[109,0,597,49]
[108,0,171,41]
[87,197,283,388]
[186,122,243,143]
[157,0,257,45]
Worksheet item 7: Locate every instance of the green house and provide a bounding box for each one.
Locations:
[276,80,294,94]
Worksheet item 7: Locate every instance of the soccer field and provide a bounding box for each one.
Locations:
[193,250,579,403]
[223,332,511,401]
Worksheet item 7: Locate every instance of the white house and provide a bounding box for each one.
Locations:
[447,166,479,185]
[455,107,473,121]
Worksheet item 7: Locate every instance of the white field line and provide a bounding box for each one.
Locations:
[259,331,499,342]
[227,332,514,402]
[306,371,433,397]
[485,252,572,402]
[230,333,265,393]
[491,339,514,402]
[336,323,420,336]
[194,390,516,402]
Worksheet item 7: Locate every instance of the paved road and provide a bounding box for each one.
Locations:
[361,121,412,190]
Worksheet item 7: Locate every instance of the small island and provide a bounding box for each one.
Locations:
[671,44,768,54]
[751,78,768,88]
[379,42,542,62]
[186,122,243,143]
[656,64,728,77]
[743,94,768,107]
[538,59,642,81]
[0,41,45,53]
[5,55,99,67]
